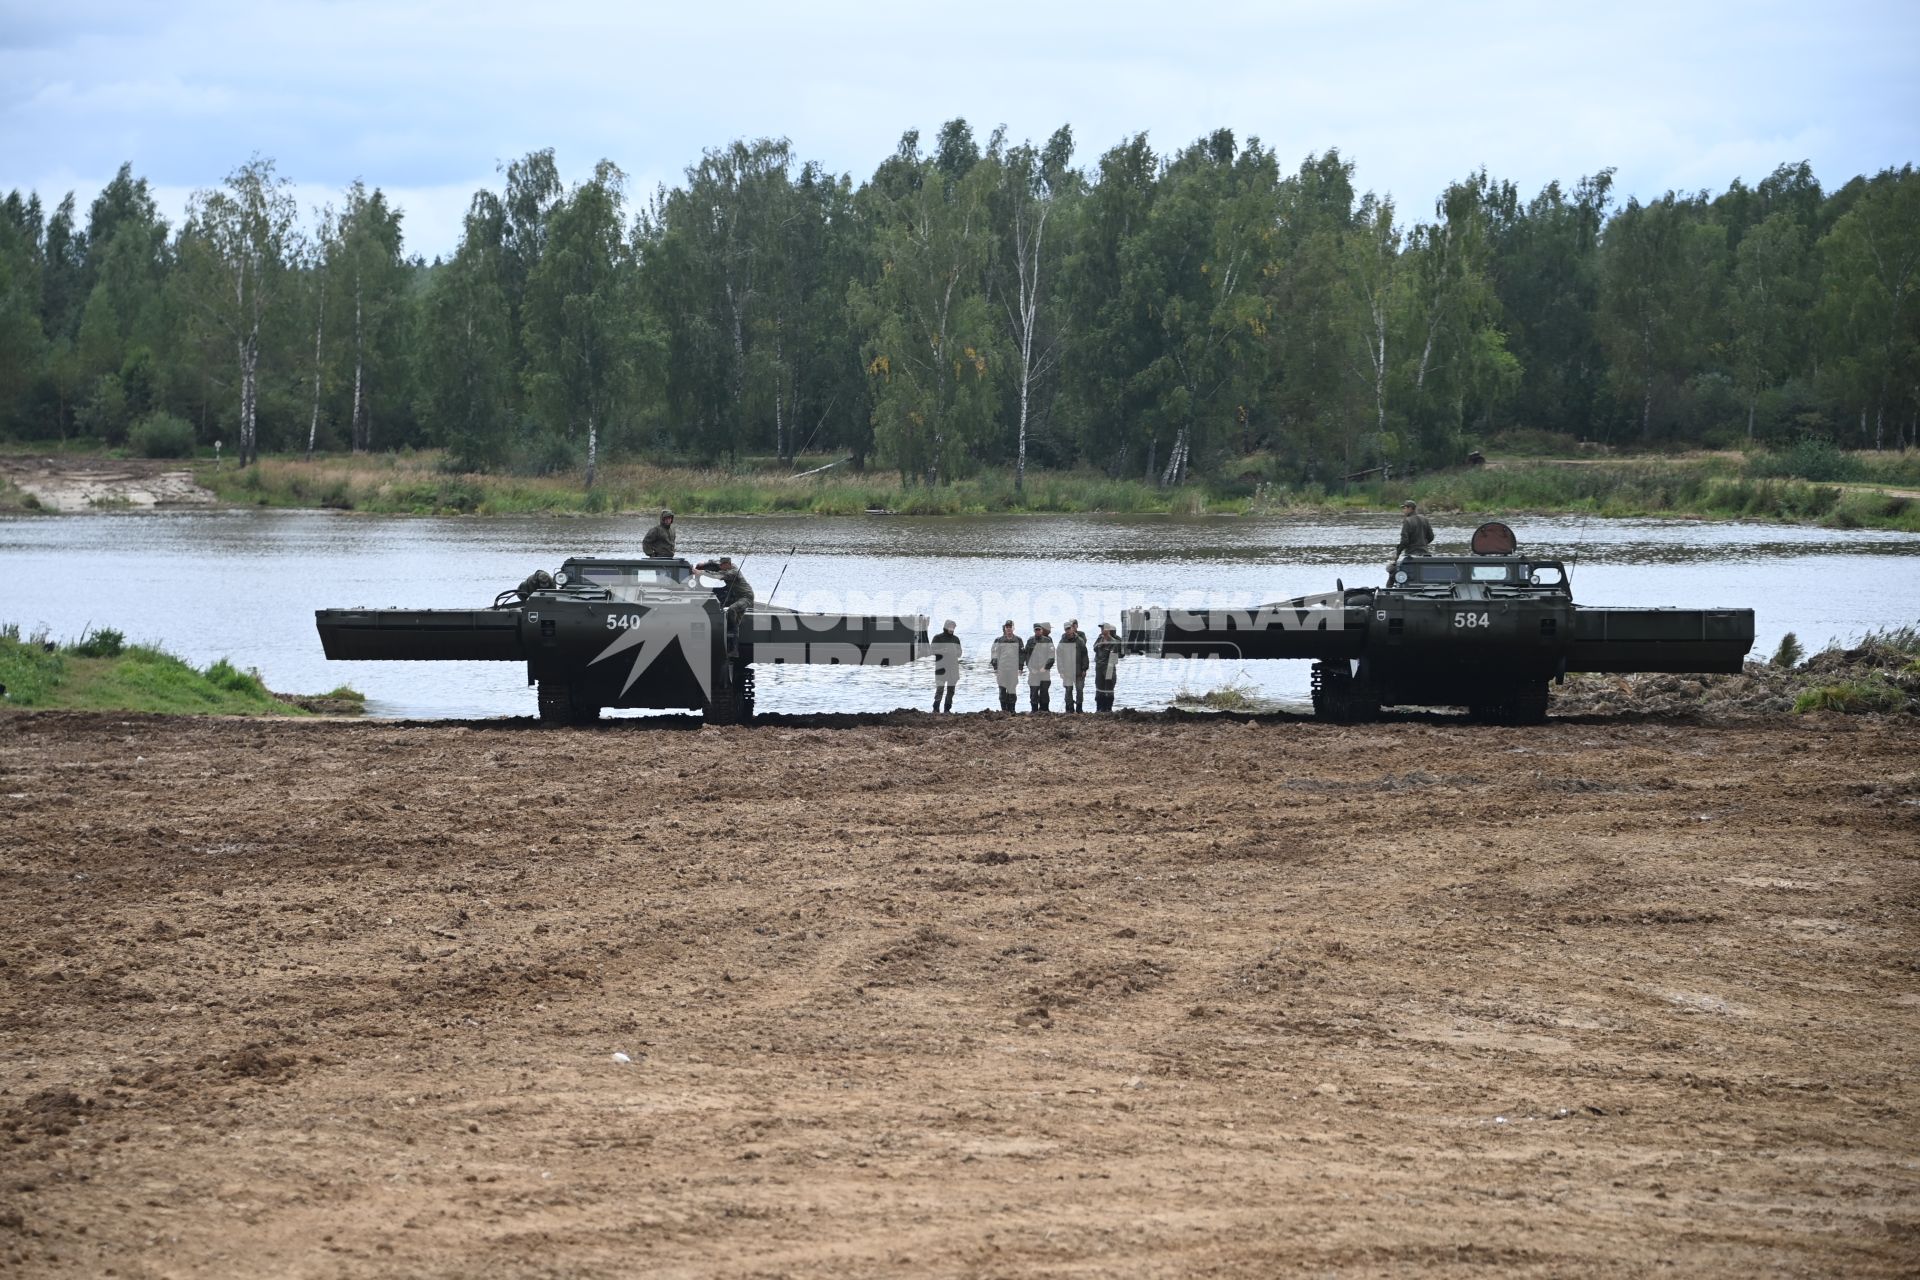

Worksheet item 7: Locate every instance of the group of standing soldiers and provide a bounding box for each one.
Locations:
[929,618,1123,715]
[647,506,1123,714]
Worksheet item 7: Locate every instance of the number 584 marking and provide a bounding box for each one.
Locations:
[1453,612,1491,628]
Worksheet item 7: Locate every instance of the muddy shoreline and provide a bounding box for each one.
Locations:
[2,711,1916,1276]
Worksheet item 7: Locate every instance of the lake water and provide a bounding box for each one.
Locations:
[3,510,1917,718]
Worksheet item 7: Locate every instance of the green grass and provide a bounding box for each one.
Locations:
[1342,458,1920,532]
[1172,676,1267,712]
[1792,680,1906,715]
[0,629,362,716]
[196,452,1233,517]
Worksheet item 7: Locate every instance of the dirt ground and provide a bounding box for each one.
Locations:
[0,456,215,512]
[2,708,1916,1277]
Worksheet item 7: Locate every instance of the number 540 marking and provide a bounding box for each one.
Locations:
[1453,612,1491,628]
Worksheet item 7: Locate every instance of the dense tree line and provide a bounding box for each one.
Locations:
[2,127,1915,485]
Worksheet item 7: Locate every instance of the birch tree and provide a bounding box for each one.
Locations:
[1817,166,1920,449]
[420,199,515,468]
[181,157,300,466]
[987,126,1075,491]
[1344,192,1401,460]
[304,204,335,454]
[851,127,1003,486]
[522,161,635,489]
[335,182,407,451]
[1731,211,1807,440]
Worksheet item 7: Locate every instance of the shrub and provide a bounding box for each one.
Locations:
[205,658,267,695]
[1748,438,1860,484]
[69,626,126,658]
[1770,632,1803,668]
[129,411,197,459]
[1792,681,1903,715]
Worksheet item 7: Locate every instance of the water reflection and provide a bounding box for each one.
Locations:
[2,510,1915,719]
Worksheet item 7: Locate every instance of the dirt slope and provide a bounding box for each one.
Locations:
[1,710,1916,1277]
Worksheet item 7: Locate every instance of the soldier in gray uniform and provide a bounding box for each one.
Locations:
[643,509,676,558]
[1023,622,1056,713]
[1393,499,1434,567]
[930,619,962,713]
[1093,622,1122,713]
[693,556,754,628]
[990,620,1023,712]
[1057,619,1089,713]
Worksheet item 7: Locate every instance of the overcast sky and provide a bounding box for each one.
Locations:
[4,0,1916,259]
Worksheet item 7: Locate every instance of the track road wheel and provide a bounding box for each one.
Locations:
[1509,682,1550,725]
[1311,661,1378,723]
[702,680,738,726]
[537,681,599,726]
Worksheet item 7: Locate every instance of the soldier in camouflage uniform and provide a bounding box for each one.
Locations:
[1057,619,1089,713]
[1023,622,1056,713]
[930,619,962,713]
[694,556,754,628]
[1093,622,1122,713]
[643,509,676,558]
[990,620,1023,712]
[1393,500,1433,567]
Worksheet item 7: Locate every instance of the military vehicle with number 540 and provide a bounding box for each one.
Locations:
[316,555,928,724]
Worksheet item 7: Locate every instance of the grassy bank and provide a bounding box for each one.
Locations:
[0,438,1908,528]
[195,452,1234,517]
[181,447,1920,528]
[1348,455,1920,532]
[0,626,364,716]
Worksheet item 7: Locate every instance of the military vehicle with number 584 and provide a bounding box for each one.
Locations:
[1124,522,1754,722]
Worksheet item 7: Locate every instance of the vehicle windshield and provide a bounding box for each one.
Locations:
[569,563,692,596]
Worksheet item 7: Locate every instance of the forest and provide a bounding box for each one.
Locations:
[1,122,1915,490]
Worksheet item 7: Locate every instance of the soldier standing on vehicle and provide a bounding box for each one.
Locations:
[930,619,962,713]
[1024,622,1056,713]
[1393,499,1434,567]
[1057,619,1089,713]
[990,620,1023,712]
[693,556,754,628]
[643,509,677,558]
[1093,622,1122,713]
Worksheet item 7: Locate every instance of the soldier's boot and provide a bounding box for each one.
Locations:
[931,692,943,713]
[941,687,955,713]
[1095,690,1114,713]
[999,690,1018,713]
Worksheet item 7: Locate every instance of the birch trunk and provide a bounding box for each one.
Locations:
[772,320,786,463]
[1007,201,1049,494]
[307,273,326,455]
[585,414,598,490]
[350,273,366,452]
[1641,320,1655,438]
[238,335,259,467]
